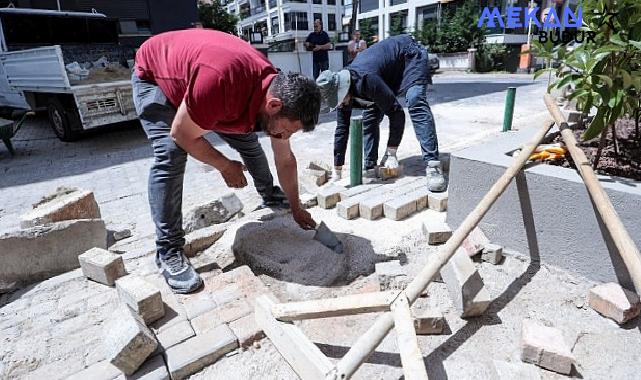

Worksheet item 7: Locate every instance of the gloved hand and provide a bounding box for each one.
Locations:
[380,147,399,169]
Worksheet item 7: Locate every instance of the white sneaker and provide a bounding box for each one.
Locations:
[426,160,446,192]
[330,167,342,182]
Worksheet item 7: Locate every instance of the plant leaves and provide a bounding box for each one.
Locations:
[596,75,613,88]
[583,107,607,141]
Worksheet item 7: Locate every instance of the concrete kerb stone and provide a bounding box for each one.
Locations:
[20,187,101,228]
[440,248,490,317]
[79,247,127,286]
[422,220,453,245]
[183,193,243,234]
[520,319,576,375]
[164,324,238,380]
[0,219,107,292]
[588,282,641,324]
[116,275,165,325]
[103,305,158,376]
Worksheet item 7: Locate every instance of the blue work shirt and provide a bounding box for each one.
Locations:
[306,31,330,63]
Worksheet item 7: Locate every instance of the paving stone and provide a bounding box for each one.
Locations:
[191,299,252,335]
[156,320,195,350]
[461,227,490,257]
[79,247,127,286]
[210,283,242,306]
[20,188,101,228]
[183,193,243,234]
[520,319,575,375]
[300,193,318,209]
[336,197,361,220]
[113,229,132,241]
[104,305,158,376]
[116,275,165,325]
[383,188,428,221]
[183,224,227,258]
[164,324,238,380]
[359,179,423,220]
[422,220,452,245]
[375,260,408,291]
[229,313,265,349]
[316,184,347,209]
[23,357,85,380]
[491,360,541,380]
[588,282,641,324]
[178,291,218,321]
[413,308,446,335]
[482,244,504,265]
[339,184,382,200]
[303,168,328,186]
[0,219,107,292]
[440,248,490,317]
[308,160,332,174]
[66,360,122,380]
[427,190,448,212]
[128,354,169,380]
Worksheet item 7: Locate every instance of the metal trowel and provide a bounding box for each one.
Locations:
[313,221,344,254]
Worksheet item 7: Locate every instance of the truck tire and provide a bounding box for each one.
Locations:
[47,97,81,142]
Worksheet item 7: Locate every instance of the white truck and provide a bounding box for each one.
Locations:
[0,8,137,141]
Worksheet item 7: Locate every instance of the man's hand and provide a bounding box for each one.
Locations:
[220,159,247,188]
[313,46,321,52]
[292,206,316,230]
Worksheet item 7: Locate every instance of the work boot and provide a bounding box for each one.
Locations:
[426,160,447,192]
[155,251,203,294]
[261,185,289,208]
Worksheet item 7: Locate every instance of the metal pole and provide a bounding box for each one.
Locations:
[503,87,516,132]
[349,115,363,186]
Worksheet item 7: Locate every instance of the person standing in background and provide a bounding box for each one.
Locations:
[305,19,332,79]
[347,30,367,63]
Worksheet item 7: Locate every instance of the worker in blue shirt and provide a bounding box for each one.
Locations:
[316,34,446,192]
[305,19,332,79]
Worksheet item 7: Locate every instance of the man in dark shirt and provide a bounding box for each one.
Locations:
[305,19,332,79]
[133,29,320,293]
[317,34,445,192]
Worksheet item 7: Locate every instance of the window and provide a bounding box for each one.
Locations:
[327,13,336,30]
[328,0,336,5]
[313,0,322,4]
[313,13,322,25]
[284,12,308,31]
[360,0,378,13]
[271,16,279,34]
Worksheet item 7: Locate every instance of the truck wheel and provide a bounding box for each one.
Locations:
[47,98,81,142]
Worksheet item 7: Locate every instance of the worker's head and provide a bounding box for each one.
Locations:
[260,72,321,139]
[314,19,322,32]
[316,70,351,112]
[352,31,361,41]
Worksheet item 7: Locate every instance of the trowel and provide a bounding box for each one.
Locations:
[313,221,344,254]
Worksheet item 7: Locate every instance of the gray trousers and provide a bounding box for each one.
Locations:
[131,72,274,259]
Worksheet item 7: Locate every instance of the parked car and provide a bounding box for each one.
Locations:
[428,53,440,72]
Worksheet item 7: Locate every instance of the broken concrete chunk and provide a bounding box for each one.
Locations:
[440,248,490,317]
[183,223,227,258]
[164,324,238,380]
[0,219,107,292]
[78,247,126,286]
[103,305,158,376]
[112,228,132,241]
[520,319,576,375]
[375,260,408,291]
[20,188,101,228]
[116,275,165,325]
[304,168,328,186]
[316,184,346,209]
[588,282,641,324]
[422,220,452,245]
[482,244,504,265]
[491,360,541,380]
[183,193,243,233]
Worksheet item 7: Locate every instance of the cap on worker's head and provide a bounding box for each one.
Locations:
[316,69,350,113]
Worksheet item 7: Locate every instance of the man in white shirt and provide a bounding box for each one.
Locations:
[347,31,367,63]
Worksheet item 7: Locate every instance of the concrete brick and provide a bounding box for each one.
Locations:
[462,227,490,257]
[359,195,389,220]
[116,275,165,325]
[20,188,101,228]
[191,299,252,335]
[588,282,641,324]
[0,219,107,292]
[156,320,195,350]
[151,292,188,334]
[440,249,490,317]
[183,193,243,233]
[378,166,402,180]
[413,308,446,335]
[359,179,424,220]
[104,305,158,376]
[375,260,408,291]
[422,221,452,245]
[482,244,504,265]
[66,360,121,380]
[304,168,328,186]
[339,184,381,200]
[336,197,361,220]
[308,160,332,174]
[520,319,575,374]
[229,313,265,349]
[383,188,428,220]
[179,291,218,320]
[113,228,132,241]
[78,247,126,286]
[128,355,169,380]
[491,360,541,380]
[300,192,318,209]
[164,324,238,380]
[427,190,448,212]
[316,184,347,209]
[183,224,227,258]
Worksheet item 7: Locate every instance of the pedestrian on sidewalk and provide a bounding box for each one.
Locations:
[347,30,367,64]
[132,29,320,294]
[305,19,332,79]
[316,34,446,192]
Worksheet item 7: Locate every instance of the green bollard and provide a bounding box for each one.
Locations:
[503,87,517,132]
[349,115,363,186]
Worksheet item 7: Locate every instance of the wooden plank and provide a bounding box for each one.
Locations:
[272,291,398,321]
[254,295,334,380]
[391,295,429,380]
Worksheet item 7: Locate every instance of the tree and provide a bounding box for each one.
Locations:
[389,14,406,36]
[358,18,376,45]
[198,0,239,35]
[412,0,482,53]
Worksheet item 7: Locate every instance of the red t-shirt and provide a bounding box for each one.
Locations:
[135,29,277,134]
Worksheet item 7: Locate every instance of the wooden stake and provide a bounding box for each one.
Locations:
[391,296,429,380]
[272,291,399,321]
[544,94,641,294]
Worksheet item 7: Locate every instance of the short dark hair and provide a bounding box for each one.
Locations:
[270,72,320,132]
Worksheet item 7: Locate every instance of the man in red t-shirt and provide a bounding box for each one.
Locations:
[132,29,321,293]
